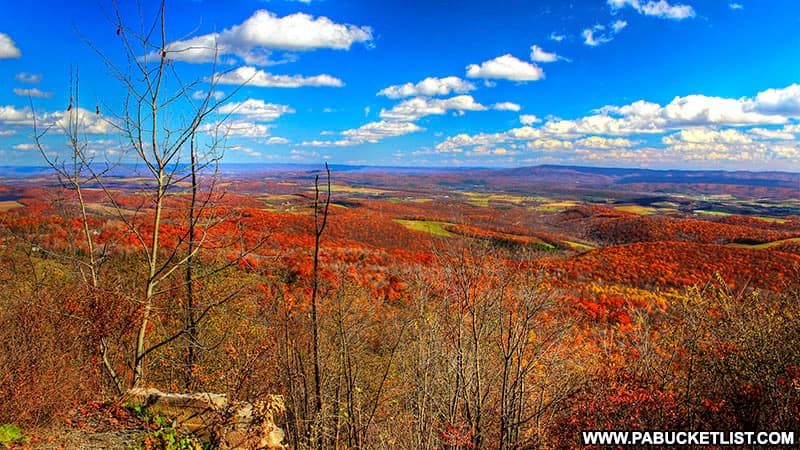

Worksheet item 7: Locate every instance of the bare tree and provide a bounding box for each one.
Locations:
[310,162,330,440]
[30,69,124,394]
[28,0,264,391]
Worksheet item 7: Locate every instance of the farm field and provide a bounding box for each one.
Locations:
[1,164,798,448]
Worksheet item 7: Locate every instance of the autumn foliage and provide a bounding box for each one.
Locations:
[0,177,799,448]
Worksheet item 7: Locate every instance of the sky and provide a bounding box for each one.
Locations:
[1,0,800,170]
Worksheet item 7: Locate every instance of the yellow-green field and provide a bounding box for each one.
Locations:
[614,205,660,215]
[727,237,800,250]
[564,240,595,250]
[0,201,23,211]
[694,210,732,217]
[462,192,531,207]
[394,219,455,237]
[327,184,388,195]
[535,200,579,212]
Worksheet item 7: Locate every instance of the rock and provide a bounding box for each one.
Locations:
[126,388,286,449]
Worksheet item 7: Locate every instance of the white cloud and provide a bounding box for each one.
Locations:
[243,148,262,157]
[608,0,696,20]
[566,93,788,135]
[0,105,34,125]
[531,45,572,64]
[466,54,544,81]
[378,76,476,99]
[662,128,750,146]
[0,129,16,136]
[749,84,800,116]
[747,127,795,140]
[13,88,53,99]
[13,143,36,151]
[192,90,226,101]
[343,120,422,143]
[583,21,627,46]
[433,85,800,168]
[520,114,541,125]
[492,102,521,112]
[304,120,423,146]
[0,105,115,134]
[161,10,372,64]
[549,32,566,42]
[575,136,638,148]
[583,25,609,46]
[218,98,294,121]
[435,126,547,153]
[290,149,320,161]
[612,20,628,33]
[530,45,558,63]
[526,138,574,151]
[56,108,118,134]
[0,33,20,59]
[379,95,487,122]
[658,127,799,163]
[262,136,290,145]
[210,120,272,138]
[213,66,344,88]
[15,72,41,84]
[729,2,743,9]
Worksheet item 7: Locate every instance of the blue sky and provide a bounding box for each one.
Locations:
[1,0,800,170]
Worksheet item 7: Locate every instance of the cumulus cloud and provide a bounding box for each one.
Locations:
[57,108,118,134]
[0,105,115,134]
[555,92,788,136]
[304,120,423,146]
[520,114,541,125]
[343,121,423,143]
[13,88,53,99]
[749,84,800,116]
[744,127,794,140]
[729,2,743,9]
[379,95,487,122]
[549,32,566,42]
[262,136,290,145]
[432,84,800,167]
[659,126,800,163]
[15,72,41,84]
[207,120,272,138]
[239,147,262,157]
[218,98,294,121]
[575,136,638,148]
[0,33,20,58]
[466,54,544,81]
[378,76,476,99]
[523,139,575,153]
[160,10,372,64]
[663,128,753,147]
[435,126,546,153]
[608,0,696,19]
[0,105,35,125]
[213,66,344,87]
[492,102,521,111]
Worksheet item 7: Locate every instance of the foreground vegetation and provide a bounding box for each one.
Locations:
[1,172,799,448]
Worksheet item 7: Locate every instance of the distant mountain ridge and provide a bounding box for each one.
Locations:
[0,163,797,190]
[481,165,800,189]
